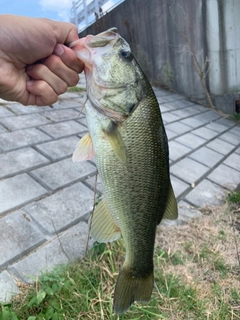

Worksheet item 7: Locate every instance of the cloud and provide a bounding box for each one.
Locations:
[39,0,73,21]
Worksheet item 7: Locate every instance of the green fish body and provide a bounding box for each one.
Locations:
[71,28,178,314]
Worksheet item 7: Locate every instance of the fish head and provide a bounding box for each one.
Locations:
[70,28,144,118]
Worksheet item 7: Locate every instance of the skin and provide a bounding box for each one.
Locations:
[0,15,84,106]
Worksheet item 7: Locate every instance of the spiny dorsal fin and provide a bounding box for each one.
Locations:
[72,133,95,162]
[89,198,121,243]
[102,122,126,164]
[162,183,178,221]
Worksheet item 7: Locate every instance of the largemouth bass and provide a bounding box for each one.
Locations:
[71,28,178,314]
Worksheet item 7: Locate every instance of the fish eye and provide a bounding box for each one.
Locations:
[120,50,133,60]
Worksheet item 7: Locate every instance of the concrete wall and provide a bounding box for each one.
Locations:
[79,0,240,113]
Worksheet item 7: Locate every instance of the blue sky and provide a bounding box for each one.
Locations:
[0,0,121,24]
[0,0,72,21]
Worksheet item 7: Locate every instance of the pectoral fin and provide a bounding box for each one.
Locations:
[102,122,126,163]
[72,133,95,162]
[161,183,178,221]
[89,199,121,243]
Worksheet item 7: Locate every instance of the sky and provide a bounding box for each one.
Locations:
[0,0,121,26]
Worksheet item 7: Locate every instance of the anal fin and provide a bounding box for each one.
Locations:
[72,133,95,162]
[89,198,121,243]
[162,182,178,221]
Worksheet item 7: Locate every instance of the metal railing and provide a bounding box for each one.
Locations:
[70,0,124,32]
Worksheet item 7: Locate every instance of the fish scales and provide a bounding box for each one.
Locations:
[71,28,178,314]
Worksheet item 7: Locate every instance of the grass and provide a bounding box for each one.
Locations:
[67,86,86,93]
[1,195,240,319]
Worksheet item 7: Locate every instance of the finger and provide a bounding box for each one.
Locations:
[41,54,80,87]
[53,44,84,73]
[26,63,68,95]
[26,79,58,106]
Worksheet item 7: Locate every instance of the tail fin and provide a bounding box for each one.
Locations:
[113,268,154,314]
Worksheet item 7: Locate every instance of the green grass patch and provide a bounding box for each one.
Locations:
[67,86,85,93]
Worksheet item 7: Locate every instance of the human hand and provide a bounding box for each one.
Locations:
[0,15,84,106]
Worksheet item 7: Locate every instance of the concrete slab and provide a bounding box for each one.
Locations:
[171,158,209,184]
[83,174,103,194]
[31,158,96,190]
[8,222,92,283]
[0,271,20,303]
[169,140,192,161]
[175,133,206,149]
[165,122,192,135]
[0,128,51,152]
[24,182,94,235]
[0,211,46,269]
[185,179,227,207]
[166,129,178,140]
[0,148,49,179]
[206,138,236,155]
[180,117,204,128]
[229,126,240,137]
[195,110,221,123]
[161,113,179,123]
[206,122,229,133]
[223,153,240,171]
[218,131,240,146]
[236,147,240,155]
[35,136,80,160]
[41,109,79,122]
[157,94,184,103]
[208,164,240,190]
[0,107,15,117]
[170,175,189,198]
[163,99,195,109]
[171,106,202,118]
[215,118,236,128]
[192,127,219,139]
[7,104,53,115]
[0,124,8,133]
[0,174,47,215]
[189,146,224,168]
[40,120,87,138]
[1,114,50,131]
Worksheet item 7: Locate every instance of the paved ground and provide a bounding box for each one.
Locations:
[0,83,239,303]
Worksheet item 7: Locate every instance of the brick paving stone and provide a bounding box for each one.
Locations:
[215,118,236,128]
[170,175,189,198]
[1,114,50,131]
[206,138,236,155]
[229,125,240,137]
[208,164,240,190]
[159,105,173,113]
[42,109,79,122]
[163,99,195,109]
[186,179,227,207]
[169,140,192,161]
[189,146,223,168]
[8,222,92,283]
[218,131,240,146]
[171,106,202,118]
[171,158,209,184]
[40,120,86,138]
[175,132,206,149]
[177,200,202,221]
[0,107,15,117]
[192,127,219,139]
[76,117,88,127]
[165,122,192,135]
[7,104,53,114]
[154,89,173,98]
[0,147,49,179]
[0,128,51,152]
[31,158,96,190]
[35,136,80,160]
[161,113,179,123]
[0,211,46,269]
[157,94,184,103]
[52,99,84,110]
[196,110,221,122]
[223,153,240,171]
[236,147,240,154]
[0,271,20,303]
[83,174,103,194]
[180,117,204,128]
[206,122,229,133]
[166,129,178,140]
[23,182,94,235]
[0,174,47,214]
[0,124,7,133]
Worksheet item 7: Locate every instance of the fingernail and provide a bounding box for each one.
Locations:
[53,44,64,56]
